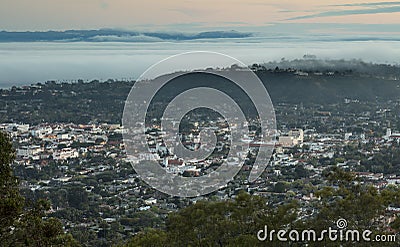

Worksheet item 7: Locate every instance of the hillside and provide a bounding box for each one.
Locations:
[1,62,400,124]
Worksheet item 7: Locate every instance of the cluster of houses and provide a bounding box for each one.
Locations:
[1,123,119,164]
[2,117,400,231]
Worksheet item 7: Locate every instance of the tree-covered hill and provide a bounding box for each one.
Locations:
[1,62,400,125]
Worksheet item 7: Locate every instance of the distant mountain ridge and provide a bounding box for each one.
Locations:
[0,29,252,42]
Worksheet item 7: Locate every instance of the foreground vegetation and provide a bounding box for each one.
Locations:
[126,168,400,246]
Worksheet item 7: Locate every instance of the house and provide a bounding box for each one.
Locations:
[53,148,79,160]
[145,198,157,205]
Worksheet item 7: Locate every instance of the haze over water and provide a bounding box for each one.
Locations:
[1,39,400,88]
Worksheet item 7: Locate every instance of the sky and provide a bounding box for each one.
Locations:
[1,1,400,86]
[1,0,400,31]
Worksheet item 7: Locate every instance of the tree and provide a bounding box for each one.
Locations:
[127,228,167,247]
[0,131,25,242]
[127,192,298,246]
[309,168,398,246]
[273,181,288,193]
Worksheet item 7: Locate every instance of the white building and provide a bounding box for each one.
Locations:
[288,129,304,143]
[384,128,400,141]
[17,145,43,158]
[31,126,52,138]
[53,148,79,160]
[278,129,304,147]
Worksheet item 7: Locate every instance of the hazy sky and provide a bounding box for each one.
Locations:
[1,0,400,31]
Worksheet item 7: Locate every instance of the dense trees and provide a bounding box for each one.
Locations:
[0,130,24,242]
[127,168,400,246]
[0,131,78,246]
[127,192,299,247]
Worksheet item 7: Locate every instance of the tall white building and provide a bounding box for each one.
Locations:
[386,128,392,139]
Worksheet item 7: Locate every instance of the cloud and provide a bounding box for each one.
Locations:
[288,3,400,20]
[333,1,400,7]
[88,35,162,42]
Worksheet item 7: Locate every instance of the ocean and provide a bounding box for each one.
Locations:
[1,40,400,88]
